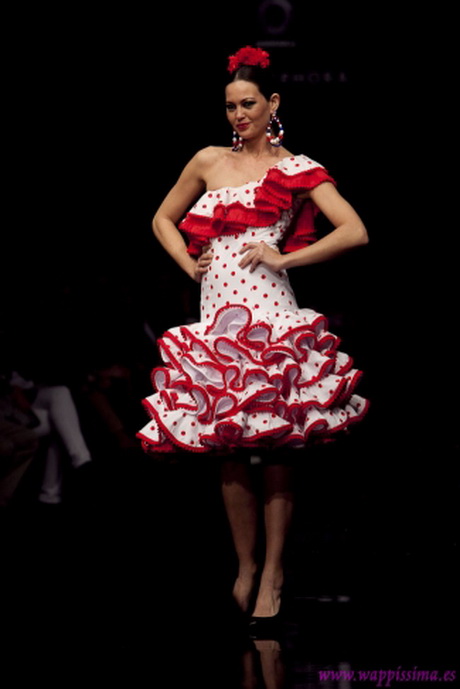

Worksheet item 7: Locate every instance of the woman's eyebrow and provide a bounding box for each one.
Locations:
[226,97,256,104]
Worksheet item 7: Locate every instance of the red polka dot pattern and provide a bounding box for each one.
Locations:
[137,154,369,454]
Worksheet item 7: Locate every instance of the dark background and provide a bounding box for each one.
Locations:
[2,3,457,683]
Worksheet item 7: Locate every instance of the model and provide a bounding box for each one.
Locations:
[137,45,370,630]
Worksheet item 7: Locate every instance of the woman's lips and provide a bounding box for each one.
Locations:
[237,123,250,130]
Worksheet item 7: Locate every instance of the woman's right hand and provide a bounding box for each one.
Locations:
[193,244,213,282]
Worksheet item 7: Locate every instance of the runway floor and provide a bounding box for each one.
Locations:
[1,443,457,687]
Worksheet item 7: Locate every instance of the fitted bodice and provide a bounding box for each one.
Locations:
[200,223,298,323]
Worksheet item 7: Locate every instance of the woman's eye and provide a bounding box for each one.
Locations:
[243,101,256,108]
[226,104,236,111]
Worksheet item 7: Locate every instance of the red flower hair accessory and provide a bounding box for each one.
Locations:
[227,45,270,73]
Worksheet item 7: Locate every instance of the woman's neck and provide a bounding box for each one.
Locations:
[240,137,278,159]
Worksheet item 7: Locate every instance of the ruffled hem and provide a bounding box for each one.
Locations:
[137,304,369,454]
[179,159,336,256]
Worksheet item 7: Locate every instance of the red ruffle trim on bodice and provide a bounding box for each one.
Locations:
[179,164,336,257]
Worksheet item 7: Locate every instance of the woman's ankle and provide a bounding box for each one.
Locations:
[237,562,258,580]
[259,566,284,590]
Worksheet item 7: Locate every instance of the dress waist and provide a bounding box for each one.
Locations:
[200,228,297,323]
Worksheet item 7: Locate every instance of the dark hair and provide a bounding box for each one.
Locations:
[228,64,277,101]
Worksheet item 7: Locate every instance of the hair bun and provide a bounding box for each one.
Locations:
[227,45,270,73]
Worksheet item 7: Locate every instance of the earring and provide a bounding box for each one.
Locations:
[232,131,243,152]
[266,112,284,147]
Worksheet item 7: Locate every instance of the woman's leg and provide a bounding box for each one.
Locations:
[221,459,259,612]
[252,461,294,618]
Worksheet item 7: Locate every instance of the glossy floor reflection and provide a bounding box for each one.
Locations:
[1,441,458,687]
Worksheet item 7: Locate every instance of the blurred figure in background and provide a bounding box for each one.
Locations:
[1,370,92,506]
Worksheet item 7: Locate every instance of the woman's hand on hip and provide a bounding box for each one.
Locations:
[193,244,213,282]
[238,242,285,273]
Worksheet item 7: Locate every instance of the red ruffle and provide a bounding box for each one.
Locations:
[180,164,336,256]
[137,304,369,454]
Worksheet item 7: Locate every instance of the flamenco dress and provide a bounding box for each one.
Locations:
[137,154,369,454]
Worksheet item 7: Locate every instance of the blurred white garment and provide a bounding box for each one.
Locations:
[32,386,91,504]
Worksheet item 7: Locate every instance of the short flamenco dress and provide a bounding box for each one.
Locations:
[137,154,370,454]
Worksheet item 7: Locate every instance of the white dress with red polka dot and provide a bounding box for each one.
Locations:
[137,155,369,453]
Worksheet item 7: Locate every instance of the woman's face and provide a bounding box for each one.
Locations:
[225,80,279,144]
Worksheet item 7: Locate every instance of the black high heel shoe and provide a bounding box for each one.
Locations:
[248,590,284,639]
[248,610,283,640]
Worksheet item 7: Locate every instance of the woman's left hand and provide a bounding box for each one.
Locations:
[238,242,285,273]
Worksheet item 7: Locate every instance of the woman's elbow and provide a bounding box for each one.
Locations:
[152,212,165,239]
[354,221,369,246]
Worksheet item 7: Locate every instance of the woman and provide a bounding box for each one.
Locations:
[137,46,369,628]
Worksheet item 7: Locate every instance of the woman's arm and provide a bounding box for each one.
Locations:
[283,182,369,268]
[152,149,214,281]
[238,182,369,273]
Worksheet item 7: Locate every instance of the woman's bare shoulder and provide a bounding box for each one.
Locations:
[183,147,232,185]
[193,146,232,168]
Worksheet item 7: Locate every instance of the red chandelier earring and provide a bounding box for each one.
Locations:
[232,130,244,152]
[266,112,284,147]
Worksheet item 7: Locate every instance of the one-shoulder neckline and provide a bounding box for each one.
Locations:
[205,154,305,193]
